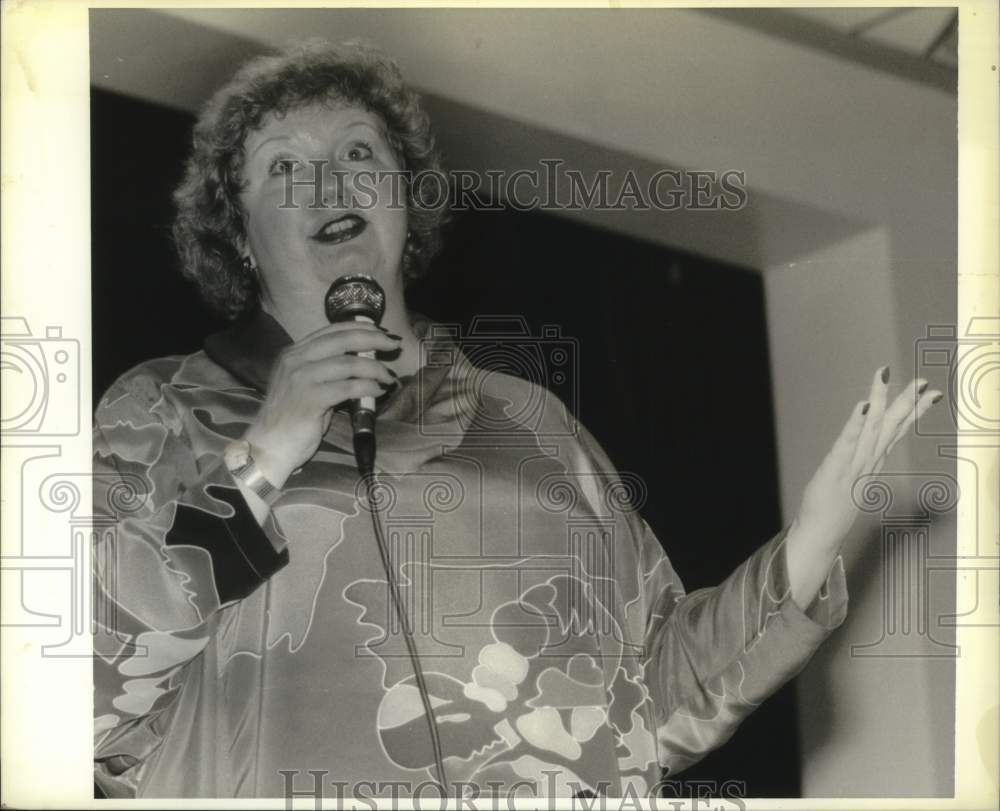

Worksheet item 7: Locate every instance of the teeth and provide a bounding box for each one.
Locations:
[320,219,356,236]
[315,215,366,242]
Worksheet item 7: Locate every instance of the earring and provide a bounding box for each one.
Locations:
[402,232,420,271]
[241,256,257,275]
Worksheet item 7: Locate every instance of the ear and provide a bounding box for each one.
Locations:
[234,233,254,265]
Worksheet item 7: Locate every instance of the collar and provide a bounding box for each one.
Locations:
[203,307,462,423]
[204,308,290,393]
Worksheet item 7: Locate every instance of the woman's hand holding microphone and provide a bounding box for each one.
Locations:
[226,321,401,519]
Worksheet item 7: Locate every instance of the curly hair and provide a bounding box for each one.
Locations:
[172,39,447,320]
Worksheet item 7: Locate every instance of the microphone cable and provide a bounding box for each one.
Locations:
[359,466,449,795]
[326,274,447,794]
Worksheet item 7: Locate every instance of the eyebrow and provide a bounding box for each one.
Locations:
[249,135,291,161]
[341,120,384,139]
[249,120,384,162]
[344,120,371,128]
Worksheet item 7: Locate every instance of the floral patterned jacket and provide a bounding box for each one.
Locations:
[92,311,848,799]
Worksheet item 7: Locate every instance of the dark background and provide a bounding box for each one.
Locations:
[92,87,797,797]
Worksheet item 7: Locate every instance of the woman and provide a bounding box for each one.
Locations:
[92,39,941,799]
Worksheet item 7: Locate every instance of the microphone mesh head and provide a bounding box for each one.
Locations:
[324,274,387,324]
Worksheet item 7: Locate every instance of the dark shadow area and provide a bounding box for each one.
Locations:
[92,87,802,797]
[90,89,227,406]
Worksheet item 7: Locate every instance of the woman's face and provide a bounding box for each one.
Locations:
[239,102,408,315]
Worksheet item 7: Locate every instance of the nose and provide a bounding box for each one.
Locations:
[320,164,348,210]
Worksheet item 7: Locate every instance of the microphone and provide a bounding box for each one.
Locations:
[324,274,387,475]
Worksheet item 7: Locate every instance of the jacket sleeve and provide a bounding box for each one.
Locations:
[566,416,848,777]
[638,518,848,776]
[92,372,289,797]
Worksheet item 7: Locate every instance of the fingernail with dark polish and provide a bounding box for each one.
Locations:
[387,368,399,378]
[881,366,890,384]
[862,402,870,415]
[376,325,389,332]
[917,381,928,395]
[386,333,403,341]
[932,393,942,404]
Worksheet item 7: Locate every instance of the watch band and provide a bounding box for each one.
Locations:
[225,440,282,506]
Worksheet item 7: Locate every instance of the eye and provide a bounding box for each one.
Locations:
[267,156,302,177]
[344,141,374,162]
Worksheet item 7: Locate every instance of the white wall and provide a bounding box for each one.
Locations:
[766,230,957,796]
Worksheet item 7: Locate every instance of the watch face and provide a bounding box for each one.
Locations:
[225,440,251,470]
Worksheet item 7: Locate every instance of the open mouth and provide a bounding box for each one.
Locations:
[312,214,367,245]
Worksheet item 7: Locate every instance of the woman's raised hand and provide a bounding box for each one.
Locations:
[793,366,944,547]
[243,321,402,487]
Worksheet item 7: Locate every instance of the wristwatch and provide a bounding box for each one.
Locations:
[224,439,281,506]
